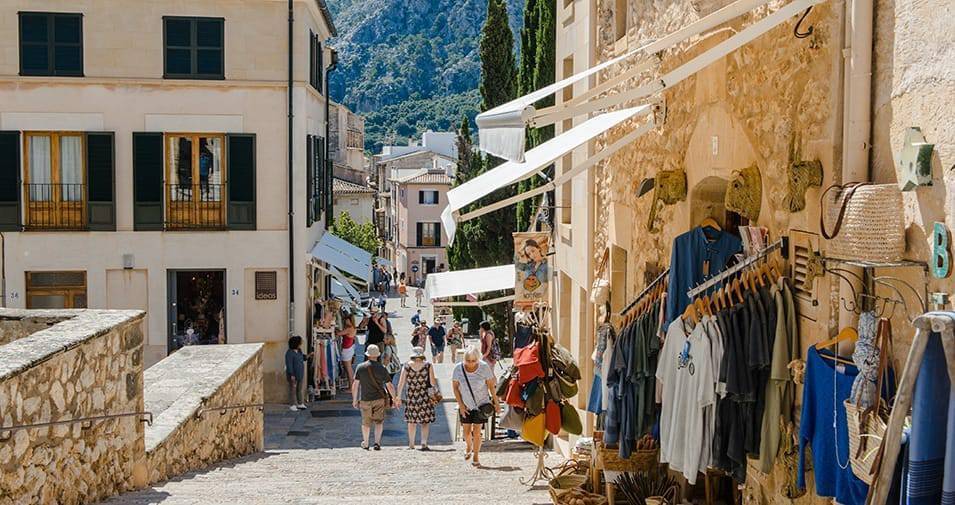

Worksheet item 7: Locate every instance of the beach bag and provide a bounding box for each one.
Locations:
[521,413,547,446]
[551,344,581,381]
[557,372,579,399]
[545,400,562,435]
[560,402,582,435]
[845,318,894,484]
[524,381,546,416]
[505,378,525,408]
[820,182,905,262]
[514,342,545,385]
[499,405,524,431]
[496,367,516,397]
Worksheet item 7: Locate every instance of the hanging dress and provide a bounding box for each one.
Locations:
[403,363,437,424]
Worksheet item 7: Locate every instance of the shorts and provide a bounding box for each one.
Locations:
[459,409,488,425]
[431,343,446,356]
[341,345,355,362]
[360,398,387,426]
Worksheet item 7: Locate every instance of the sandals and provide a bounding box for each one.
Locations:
[419,445,431,451]
[464,450,472,461]
[373,443,381,451]
[361,442,369,451]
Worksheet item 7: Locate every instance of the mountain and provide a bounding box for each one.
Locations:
[326,0,523,153]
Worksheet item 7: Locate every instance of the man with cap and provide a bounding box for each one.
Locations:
[352,344,396,450]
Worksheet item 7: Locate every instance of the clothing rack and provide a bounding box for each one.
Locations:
[312,330,337,398]
[686,236,788,299]
[619,268,670,317]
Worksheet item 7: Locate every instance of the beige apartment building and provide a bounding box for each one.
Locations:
[393,169,452,286]
[0,0,342,401]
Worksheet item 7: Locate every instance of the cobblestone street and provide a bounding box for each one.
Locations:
[101,296,552,505]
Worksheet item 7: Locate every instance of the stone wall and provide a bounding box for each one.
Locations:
[0,309,146,505]
[144,344,264,484]
[0,312,70,346]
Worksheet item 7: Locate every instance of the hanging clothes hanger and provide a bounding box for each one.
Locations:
[699,217,722,231]
[814,327,858,365]
[682,302,699,326]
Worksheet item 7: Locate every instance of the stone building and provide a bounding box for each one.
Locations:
[328,101,367,185]
[444,0,953,501]
[332,177,375,225]
[0,0,342,402]
[391,168,453,286]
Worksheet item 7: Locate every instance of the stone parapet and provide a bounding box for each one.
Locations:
[0,309,146,505]
[144,344,264,484]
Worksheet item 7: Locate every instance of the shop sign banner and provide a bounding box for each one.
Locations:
[513,232,550,308]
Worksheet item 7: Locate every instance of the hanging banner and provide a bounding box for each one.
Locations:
[513,232,550,309]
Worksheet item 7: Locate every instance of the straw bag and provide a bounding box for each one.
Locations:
[820,183,905,262]
[844,318,894,484]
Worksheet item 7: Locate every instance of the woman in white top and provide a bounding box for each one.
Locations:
[451,345,498,466]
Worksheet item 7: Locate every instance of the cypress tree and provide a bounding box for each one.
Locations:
[479,0,518,112]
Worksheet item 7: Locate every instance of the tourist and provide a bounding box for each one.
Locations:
[381,333,402,380]
[352,344,397,451]
[395,346,438,450]
[452,346,498,466]
[429,320,447,364]
[336,313,358,389]
[479,321,499,370]
[366,307,386,349]
[415,287,424,307]
[285,335,311,411]
[411,309,422,326]
[411,320,428,348]
[398,280,408,307]
[447,321,465,363]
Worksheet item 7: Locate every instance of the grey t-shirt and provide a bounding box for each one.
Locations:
[452,361,495,410]
[355,360,391,401]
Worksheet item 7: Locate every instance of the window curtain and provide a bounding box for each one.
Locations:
[59,136,82,201]
[29,135,52,201]
[201,137,222,201]
[169,137,189,201]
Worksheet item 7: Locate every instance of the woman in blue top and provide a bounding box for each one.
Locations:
[285,336,312,411]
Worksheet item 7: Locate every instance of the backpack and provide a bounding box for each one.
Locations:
[490,336,502,362]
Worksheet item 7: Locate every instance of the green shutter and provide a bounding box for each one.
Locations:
[416,222,423,247]
[133,132,164,230]
[227,133,256,230]
[306,134,314,226]
[86,132,115,230]
[0,131,22,231]
[435,223,441,247]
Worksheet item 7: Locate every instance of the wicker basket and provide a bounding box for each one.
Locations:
[821,183,905,263]
[844,399,888,485]
[548,474,590,503]
[549,482,608,505]
[595,445,658,473]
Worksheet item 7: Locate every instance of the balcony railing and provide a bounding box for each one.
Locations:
[24,183,87,231]
[166,183,226,230]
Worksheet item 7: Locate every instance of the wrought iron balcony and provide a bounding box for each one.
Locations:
[165,183,226,230]
[24,183,87,231]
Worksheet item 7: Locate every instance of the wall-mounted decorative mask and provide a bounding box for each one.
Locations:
[897,127,934,191]
[803,247,824,292]
[784,159,823,212]
[646,169,687,232]
[725,164,762,221]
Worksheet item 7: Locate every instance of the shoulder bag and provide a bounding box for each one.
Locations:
[820,182,905,262]
[426,363,443,405]
[461,365,495,421]
[361,363,392,407]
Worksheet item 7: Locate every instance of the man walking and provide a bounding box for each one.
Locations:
[428,320,447,363]
[411,309,422,326]
[352,344,396,450]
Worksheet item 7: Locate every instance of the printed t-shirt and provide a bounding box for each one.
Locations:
[452,361,494,410]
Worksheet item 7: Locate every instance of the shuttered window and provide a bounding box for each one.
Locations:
[418,190,439,205]
[19,12,83,77]
[132,133,164,230]
[790,229,819,322]
[416,222,440,247]
[163,17,224,79]
[255,271,278,300]
[0,132,22,230]
[227,134,256,230]
[86,132,115,230]
[306,134,315,226]
[309,31,323,92]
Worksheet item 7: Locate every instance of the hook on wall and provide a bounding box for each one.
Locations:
[794,7,814,39]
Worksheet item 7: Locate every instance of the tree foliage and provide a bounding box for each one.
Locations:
[479,0,518,112]
[330,212,381,256]
[515,0,556,231]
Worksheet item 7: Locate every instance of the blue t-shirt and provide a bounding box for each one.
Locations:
[798,347,869,505]
[428,326,446,347]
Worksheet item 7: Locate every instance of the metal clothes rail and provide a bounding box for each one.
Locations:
[686,237,788,299]
[619,268,669,317]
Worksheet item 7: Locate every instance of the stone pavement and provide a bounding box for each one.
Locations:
[99,295,552,505]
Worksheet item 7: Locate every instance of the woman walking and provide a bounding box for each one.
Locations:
[395,347,438,450]
[452,346,498,466]
[285,336,311,411]
[447,321,465,363]
[366,307,386,349]
[336,313,358,388]
[398,280,408,307]
[411,320,428,348]
[381,333,402,380]
[479,321,499,370]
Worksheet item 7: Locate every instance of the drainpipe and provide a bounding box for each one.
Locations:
[324,49,338,297]
[0,232,5,307]
[287,0,295,335]
[836,0,873,334]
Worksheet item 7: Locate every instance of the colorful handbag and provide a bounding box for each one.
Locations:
[521,413,547,447]
[505,378,525,408]
[560,402,582,435]
[545,400,562,435]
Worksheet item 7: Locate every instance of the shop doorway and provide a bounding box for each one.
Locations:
[167,269,226,353]
[422,255,437,275]
[690,176,748,233]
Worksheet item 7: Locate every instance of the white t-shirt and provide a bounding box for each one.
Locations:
[452,361,495,410]
[656,318,716,485]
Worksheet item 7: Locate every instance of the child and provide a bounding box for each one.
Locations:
[285,336,312,411]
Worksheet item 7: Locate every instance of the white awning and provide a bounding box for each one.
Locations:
[477,0,823,161]
[443,105,654,244]
[309,232,372,283]
[315,263,365,303]
[425,264,516,301]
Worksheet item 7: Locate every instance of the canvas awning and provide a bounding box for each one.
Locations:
[477,0,823,161]
[315,263,365,303]
[442,105,655,244]
[309,232,372,283]
[425,265,516,306]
